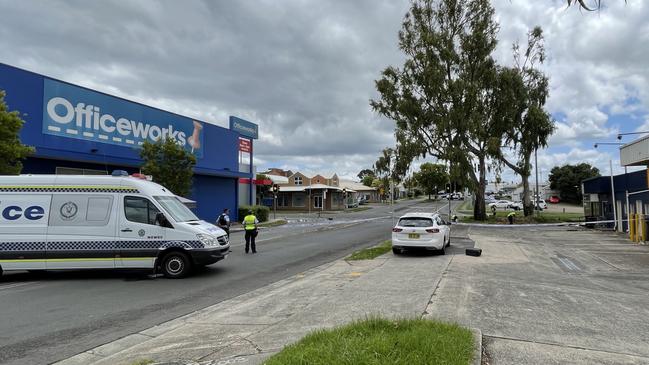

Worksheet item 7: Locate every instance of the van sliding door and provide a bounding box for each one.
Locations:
[46,195,116,269]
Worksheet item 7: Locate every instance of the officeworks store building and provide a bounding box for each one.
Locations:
[0,63,258,222]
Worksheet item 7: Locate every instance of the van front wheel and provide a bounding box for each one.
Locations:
[161,252,192,279]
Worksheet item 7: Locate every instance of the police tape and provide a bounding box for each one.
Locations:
[451,219,622,228]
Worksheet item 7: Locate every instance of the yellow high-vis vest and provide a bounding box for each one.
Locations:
[243,215,257,230]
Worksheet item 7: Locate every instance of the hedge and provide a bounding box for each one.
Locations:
[238,205,270,222]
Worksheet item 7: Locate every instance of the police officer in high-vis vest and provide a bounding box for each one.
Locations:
[243,210,259,254]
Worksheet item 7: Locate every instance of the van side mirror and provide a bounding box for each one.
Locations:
[156,212,173,228]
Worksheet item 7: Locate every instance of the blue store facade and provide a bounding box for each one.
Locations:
[0,63,255,222]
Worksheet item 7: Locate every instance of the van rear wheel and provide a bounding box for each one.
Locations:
[161,252,192,279]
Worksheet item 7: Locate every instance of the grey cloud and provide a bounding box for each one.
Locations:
[0,0,408,174]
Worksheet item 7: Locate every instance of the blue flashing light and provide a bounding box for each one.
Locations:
[112,170,128,177]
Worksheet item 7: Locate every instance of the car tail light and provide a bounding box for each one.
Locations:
[426,228,440,233]
[392,228,403,232]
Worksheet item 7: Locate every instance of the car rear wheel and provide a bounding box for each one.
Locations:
[440,244,446,255]
[392,247,402,255]
[161,251,192,279]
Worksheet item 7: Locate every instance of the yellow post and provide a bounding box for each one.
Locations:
[642,214,647,242]
[629,213,636,241]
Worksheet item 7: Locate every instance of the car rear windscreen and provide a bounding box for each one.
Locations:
[398,217,434,227]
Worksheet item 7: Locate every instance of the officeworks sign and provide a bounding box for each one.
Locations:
[42,79,204,158]
[229,116,258,139]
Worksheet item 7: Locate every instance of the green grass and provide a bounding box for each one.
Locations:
[461,210,584,224]
[129,360,153,365]
[346,240,392,260]
[264,317,475,365]
[456,199,473,214]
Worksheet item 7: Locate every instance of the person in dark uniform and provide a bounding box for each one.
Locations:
[216,208,231,238]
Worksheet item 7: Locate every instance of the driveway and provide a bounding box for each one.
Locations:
[425,226,649,364]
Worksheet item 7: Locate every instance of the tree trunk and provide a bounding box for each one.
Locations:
[474,157,487,221]
[522,175,533,216]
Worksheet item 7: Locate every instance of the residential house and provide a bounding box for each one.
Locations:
[262,169,356,211]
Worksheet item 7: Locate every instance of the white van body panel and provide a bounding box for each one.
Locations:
[0,175,230,275]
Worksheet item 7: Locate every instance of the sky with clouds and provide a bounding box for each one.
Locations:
[0,0,646,183]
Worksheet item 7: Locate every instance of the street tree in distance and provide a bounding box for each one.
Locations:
[140,138,197,197]
[362,175,374,187]
[357,169,374,180]
[548,163,600,204]
[494,27,555,217]
[371,0,509,220]
[0,90,34,175]
[414,163,448,200]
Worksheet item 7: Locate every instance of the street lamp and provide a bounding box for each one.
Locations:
[592,143,623,232]
[617,131,649,140]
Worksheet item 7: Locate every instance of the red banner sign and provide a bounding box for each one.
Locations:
[239,138,252,153]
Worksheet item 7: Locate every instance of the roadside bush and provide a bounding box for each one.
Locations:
[238,205,270,222]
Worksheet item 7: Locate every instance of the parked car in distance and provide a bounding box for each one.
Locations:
[391,212,451,255]
[508,201,523,210]
[488,200,512,209]
[534,199,548,210]
[549,196,560,204]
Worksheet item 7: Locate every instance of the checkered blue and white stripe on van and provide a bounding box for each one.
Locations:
[0,240,205,251]
[0,186,139,193]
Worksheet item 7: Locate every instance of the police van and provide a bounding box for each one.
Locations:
[0,171,230,278]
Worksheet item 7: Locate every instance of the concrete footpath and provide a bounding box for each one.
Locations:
[55,248,479,365]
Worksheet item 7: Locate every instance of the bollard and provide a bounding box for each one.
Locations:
[642,214,647,242]
[629,213,636,241]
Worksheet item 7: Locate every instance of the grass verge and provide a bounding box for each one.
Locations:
[346,240,392,260]
[265,317,475,365]
[461,210,584,224]
[129,360,153,365]
[456,199,473,214]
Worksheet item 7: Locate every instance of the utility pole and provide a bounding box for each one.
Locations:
[610,160,617,232]
[535,148,540,214]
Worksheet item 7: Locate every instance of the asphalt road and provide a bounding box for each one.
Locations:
[0,198,462,365]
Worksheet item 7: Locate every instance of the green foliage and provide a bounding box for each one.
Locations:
[346,240,393,260]
[362,175,374,187]
[357,169,375,180]
[265,317,474,365]
[140,138,196,197]
[549,163,600,204]
[494,27,555,217]
[0,90,34,175]
[371,0,502,221]
[238,205,270,223]
[414,163,448,199]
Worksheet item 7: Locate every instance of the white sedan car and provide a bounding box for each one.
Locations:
[391,212,450,255]
[488,200,512,209]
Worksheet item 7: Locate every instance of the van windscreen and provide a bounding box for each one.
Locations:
[155,196,199,223]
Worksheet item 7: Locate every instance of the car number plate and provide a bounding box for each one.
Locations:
[408,233,420,239]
